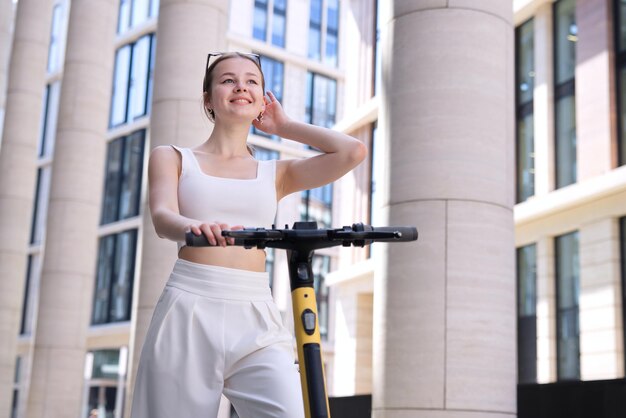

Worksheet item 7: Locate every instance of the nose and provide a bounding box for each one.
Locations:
[234,82,247,92]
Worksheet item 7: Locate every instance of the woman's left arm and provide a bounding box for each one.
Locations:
[254,91,367,200]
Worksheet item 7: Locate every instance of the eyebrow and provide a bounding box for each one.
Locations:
[218,72,260,78]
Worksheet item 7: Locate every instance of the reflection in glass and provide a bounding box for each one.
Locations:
[555,94,577,188]
[92,230,137,324]
[272,0,286,47]
[253,0,268,41]
[555,231,580,381]
[554,0,576,188]
[517,113,534,202]
[101,130,145,225]
[308,0,322,60]
[517,244,537,383]
[554,0,577,85]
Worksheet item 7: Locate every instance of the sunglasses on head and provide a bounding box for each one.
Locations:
[205,52,262,72]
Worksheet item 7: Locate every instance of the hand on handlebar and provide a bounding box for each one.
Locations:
[187,222,244,247]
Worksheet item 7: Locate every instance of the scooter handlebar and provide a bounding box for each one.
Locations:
[363,226,418,242]
[184,223,418,248]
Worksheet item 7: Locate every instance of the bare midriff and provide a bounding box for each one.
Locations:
[178,246,267,272]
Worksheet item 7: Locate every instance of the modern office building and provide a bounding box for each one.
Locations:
[11,0,613,417]
[511,0,626,415]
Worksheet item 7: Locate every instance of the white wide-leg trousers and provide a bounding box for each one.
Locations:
[131,259,304,418]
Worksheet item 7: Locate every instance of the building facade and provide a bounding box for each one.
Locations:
[513,0,626,388]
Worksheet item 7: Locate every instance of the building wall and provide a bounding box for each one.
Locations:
[514,0,626,385]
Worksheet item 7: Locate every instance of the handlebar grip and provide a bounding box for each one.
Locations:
[185,231,211,247]
[370,226,418,242]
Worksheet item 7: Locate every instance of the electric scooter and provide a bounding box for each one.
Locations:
[186,222,418,418]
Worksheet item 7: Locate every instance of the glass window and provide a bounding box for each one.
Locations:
[110,46,131,127]
[517,244,537,383]
[47,4,64,73]
[118,0,159,33]
[38,82,61,158]
[555,231,580,381]
[19,256,38,335]
[516,19,535,203]
[306,72,337,129]
[308,0,339,65]
[301,184,333,228]
[252,56,284,139]
[254,147,279,161]
[253,0,268,41]
[84,348,127,418]
[30,168,51,245]
[92,230,138,324]
[312,255,330,340]
[615,0,626,166]
[109,35,156,128]
[11,357,20,418]
[369,122,383,227]
[325,0,339,66]
[373,0,382,96]
[272,0,287,47]
[308,0,323,60]
[101,130,146,225]
[554,0,577,188]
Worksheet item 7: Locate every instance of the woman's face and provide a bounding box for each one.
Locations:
[207,57,265,123]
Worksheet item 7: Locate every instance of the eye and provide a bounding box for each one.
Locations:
[248,79,258,85]
[222,78,235,84]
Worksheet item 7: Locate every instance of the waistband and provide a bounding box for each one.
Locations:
[168,259,272,301]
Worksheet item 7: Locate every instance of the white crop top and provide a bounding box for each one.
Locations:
[172,146,277,249]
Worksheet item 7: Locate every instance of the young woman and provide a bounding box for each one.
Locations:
[131,52,366,418]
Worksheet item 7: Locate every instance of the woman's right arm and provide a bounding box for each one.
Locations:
[148,146,232,246]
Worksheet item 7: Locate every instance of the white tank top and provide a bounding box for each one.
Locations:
[172,145,277,248]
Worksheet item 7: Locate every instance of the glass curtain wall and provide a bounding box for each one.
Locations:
[516,19,535,203]
[554,0,577,188]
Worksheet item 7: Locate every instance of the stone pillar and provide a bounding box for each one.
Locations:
[0,0,15,142]
[124,0,227,415]
[24,0,118,416]
[575,0,617,179]
[534,3,556,196]
[373,2,516,417]
[0,0,54,415]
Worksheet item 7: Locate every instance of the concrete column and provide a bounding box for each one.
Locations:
[0,0,15,143]
[125,1,228,415]
[576,0,617,179]
[373,2,516,418]
[24,0,118,416]
[0,0,54,415]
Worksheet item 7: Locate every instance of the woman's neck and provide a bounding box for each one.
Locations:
[204,121,252,157]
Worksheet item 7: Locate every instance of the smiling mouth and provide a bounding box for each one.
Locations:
[230,98,251,104]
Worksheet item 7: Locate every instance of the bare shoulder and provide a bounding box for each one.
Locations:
[149,145,182,176]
